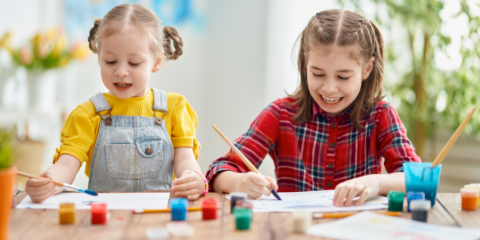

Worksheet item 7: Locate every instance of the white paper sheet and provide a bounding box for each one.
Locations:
[16,192,170,210]
[307,211,480,240]
[227,190,388,212]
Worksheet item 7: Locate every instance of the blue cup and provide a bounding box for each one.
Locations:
[403,162,442,207]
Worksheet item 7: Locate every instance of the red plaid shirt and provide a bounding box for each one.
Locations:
[206,98,421,192]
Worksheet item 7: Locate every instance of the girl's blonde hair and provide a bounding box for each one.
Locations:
[290,9,385,129]
[88,4,183,60]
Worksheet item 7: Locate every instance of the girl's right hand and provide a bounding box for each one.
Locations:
[25,171,56,203]
[237,172,278,199]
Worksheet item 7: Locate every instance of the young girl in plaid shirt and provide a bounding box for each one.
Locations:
[206,9,421,207]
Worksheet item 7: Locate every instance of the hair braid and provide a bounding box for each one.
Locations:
[163,26,184,60]
[88,19,102,53]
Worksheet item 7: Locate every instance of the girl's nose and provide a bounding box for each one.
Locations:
[114,65,129,77]
[321,80,338,93]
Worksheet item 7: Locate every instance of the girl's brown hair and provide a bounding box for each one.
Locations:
[87,4,183,60]
[290,9,385,129]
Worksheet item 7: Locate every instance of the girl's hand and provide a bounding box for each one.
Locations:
[171,170,205,200]
[25,171,57,203]
[236,172,278,199]
[332,175,380,207]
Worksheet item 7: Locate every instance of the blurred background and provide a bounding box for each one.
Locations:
[0,0,478,192]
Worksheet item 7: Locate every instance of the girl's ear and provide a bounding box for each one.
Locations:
[362,57,375,81]
[152,51,164,73]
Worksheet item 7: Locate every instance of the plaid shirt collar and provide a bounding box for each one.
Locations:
[312,100,352,120]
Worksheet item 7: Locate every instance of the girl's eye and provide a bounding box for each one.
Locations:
[106,61,116,64]
[129,62,140,66]
[338,76,350,80]
[313,74,324,77]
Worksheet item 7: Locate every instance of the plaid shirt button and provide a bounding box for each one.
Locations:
[329,142,335,148]
[328,163,333,168]
[327,182,333,188]
[332,123,337,128]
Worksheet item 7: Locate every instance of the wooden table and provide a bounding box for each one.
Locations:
[8,191,478,240]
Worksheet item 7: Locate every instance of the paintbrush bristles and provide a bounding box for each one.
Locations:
[212,125,259,174]
[431,106,477,167]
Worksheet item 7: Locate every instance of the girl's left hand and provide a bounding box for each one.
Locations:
[171,170,206,200]
[332,175,380,207]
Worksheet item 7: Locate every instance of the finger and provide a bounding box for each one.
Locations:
[249,184,271,197]
[30,187,55,203]
[334,184,351,207]
[173,174,197,185]
[354,188,372,206]
[26,178,52,187]
[171,181,198,192]
[27,182,55,196]
[264,176,279,191]
[175,188,199,197]
[344,184,365,207]
[249,174,269,187]
[246,189,262,200]
[186,194,200,201]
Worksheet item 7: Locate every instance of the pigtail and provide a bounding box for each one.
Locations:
[163,26,183,60]
[88,19,102,53]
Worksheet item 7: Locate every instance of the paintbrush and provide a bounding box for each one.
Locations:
[212,124,282,200]
[431,106,477,167]
[17,171,98,196]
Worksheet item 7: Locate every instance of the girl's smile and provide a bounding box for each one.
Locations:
[114,82,133,91]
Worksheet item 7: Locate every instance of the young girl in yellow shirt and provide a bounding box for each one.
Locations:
[25,4,205,202]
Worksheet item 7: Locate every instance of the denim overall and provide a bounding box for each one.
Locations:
[87,88,174,192]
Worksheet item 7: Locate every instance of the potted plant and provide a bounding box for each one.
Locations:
[0,128,16,240]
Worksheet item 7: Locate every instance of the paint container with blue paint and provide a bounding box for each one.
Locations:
[407,191,425,212]
[170,198,188,221]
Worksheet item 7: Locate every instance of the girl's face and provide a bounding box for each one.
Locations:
[98,28,162,98]
[307,46,374,117]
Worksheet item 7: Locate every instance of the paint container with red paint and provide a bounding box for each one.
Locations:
[202,198,218,220]
[91,203,108,224]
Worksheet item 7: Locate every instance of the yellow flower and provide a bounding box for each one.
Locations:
[59,56,70,67]
[0,31,13,54]
[70,42,90,59]
[46,28,57,41]
[51,34,67,57]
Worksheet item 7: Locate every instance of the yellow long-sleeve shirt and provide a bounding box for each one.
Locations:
[53,88,200,177]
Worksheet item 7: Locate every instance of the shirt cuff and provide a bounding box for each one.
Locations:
[53,145,86,168]
[205,161,248,192]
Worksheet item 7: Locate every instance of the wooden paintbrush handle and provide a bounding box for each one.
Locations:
[212,125,259,174]
[431,106,477,167]
[17,170,64,187]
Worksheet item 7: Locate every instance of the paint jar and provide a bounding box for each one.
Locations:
[406,191,425,212]
[404,162,442,207]
[59,203,76,224]
[170,198,188,221]
[292,210,311,234]
[233,207,252,230]
[410,199,431,222]
[230,192,247,213]
[387,191,404,212]
[201,198,218,220]
[461,188,479,211]
[464,184,480,208]
[90,203,108,224]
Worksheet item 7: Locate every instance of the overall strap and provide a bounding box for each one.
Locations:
[89,92,111,113]
[152,88,168,112]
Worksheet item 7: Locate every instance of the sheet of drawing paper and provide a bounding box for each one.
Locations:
[307,211,480,240]
[16,192,170,210]
[227,190,388,212]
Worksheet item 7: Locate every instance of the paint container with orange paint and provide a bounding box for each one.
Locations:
[461,188,479,211]
[59,203,76,224]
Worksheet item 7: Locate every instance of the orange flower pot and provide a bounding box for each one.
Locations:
[0,166,16,240]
